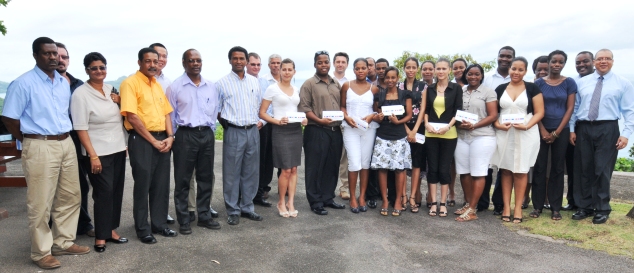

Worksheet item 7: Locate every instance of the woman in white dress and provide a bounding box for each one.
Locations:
[491,57,544,223]
[341,58,379,213]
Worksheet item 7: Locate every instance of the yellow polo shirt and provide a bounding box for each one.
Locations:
[120,71,173,131]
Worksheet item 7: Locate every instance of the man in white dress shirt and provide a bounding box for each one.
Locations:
[333,52,351,200]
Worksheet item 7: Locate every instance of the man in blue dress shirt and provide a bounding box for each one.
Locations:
[1,37,90,270]
[569,49,634,224]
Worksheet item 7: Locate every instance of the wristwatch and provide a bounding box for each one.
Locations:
[169,134,175,139]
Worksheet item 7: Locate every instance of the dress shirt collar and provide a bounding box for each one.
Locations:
[492,70,510,80]
[34,65,63,83]
[593,70,613,81]
[312,74,336,84]
[180,73,208,87]
[135,70,156,86]
[229,70,249,81]
[262,73,278,83]
[464,84,483,93]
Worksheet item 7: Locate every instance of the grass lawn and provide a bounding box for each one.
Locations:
[503,198,634,259]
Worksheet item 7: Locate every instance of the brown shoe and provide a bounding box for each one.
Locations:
[340,191,350,200]
[52,244,90,256]
[34,255,61,269]
[85,229,96,237]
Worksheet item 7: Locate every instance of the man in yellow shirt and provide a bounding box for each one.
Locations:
[120,47,176,244]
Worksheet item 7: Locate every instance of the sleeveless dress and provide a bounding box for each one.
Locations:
[491,89,539,173]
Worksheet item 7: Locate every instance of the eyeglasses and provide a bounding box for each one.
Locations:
[88,66,107,71]
[596,57,613,62]
[315,50,329,57]
[187,59,202,64]
[59,55,70,60]
[249,63,261,67]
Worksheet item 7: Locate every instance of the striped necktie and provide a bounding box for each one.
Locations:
[587,76,604,121]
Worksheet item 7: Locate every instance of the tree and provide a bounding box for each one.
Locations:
[0,0,9,36]
[392,51,497,81]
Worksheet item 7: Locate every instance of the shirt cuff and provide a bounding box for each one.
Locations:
[260,119,267,126]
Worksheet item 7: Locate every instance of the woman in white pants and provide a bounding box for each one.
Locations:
[452,64,499,221]
[341,58,379,213]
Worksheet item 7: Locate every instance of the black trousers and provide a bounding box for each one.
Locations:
[128,131,171,237]
[256,123,274,200]
[173,127,215,225]
[425,137,457,185]
[573,121,619,214]
[71,131,93,234]
[532,128,569,212]
[478,169,503,210]
[367,169,396,203]
[83,151,126,240]
[565,142,575,206]
[304,125,343,209]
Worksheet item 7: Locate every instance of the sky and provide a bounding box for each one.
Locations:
[1,0,634,83]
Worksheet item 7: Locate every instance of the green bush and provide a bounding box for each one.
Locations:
[614,157,634,172]
[215,126,223,141]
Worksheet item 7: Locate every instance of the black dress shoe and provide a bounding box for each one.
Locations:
[198,219,221,229]
[325,202,346,209]
[94,244,106,252]
[592,213,609,224]
[311,207,328,215]
[367,200,377,209]
[179,223,192,235]
[493,209,502,216]
[227,215,240,225]
[562,204,577,211]
[572,210,594,220]
[240,211,264,221]
[153,228,178,237]
[167,214,175,224]
[189,211,196,222]
[210,207,219,218]
[106,237,128,244]
[139,234,157,244]
[253,199,273,207]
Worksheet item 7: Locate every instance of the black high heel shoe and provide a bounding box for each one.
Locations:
[106,237,129,244]
[94,244,106,253]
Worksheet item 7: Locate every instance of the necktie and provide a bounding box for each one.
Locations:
[587,76,603,121]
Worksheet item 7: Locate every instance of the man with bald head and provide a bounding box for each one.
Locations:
[167,49,221,234]
[569,49,634,224]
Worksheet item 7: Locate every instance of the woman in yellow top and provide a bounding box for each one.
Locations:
[424,58,462,217]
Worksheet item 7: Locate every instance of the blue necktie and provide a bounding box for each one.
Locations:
[588,76,603,121]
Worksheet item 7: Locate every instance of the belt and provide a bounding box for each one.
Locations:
[308,124,341,131]
[179,126,212,131]
[227,123,255,129]
[128,130,166,136]
[576,120,617,125]
[23,132,70,141]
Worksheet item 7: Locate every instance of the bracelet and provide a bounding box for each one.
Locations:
[551,131,559,138]
[90,156,99,160]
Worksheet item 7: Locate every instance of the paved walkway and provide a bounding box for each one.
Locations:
[1,142,633,272]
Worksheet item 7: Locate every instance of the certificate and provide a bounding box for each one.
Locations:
[286,112,306,123]
[415,133,426,144]
[428,122,449,132]
[322,111,344,121]
[500,114,525,124]
[455,110,479,124]
[353,117,369,132]
[381,105,405,115]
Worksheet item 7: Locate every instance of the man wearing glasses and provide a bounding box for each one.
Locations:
[2,37,90,270]
[569,49,634,224]
[299,50,346,215]
[55,42,95,238]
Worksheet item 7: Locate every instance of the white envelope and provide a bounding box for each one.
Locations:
[353,117,369,132]
[455,110,479,124]
[415,133,426,144]
[286,112,306,123]
[428,122,449,132]
[381,105,405,115]
[500,114,525,124]
[322,111,344,121]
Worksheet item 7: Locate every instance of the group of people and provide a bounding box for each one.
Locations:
[2,37,633,270]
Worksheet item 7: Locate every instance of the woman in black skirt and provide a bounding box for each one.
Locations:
[259,58,306,218]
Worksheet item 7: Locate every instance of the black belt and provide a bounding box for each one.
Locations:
[308,124,341,131]
[227,123,255,129]
[179,126,212,131]
[128,130,166,136]
[23,132,70,141]
[576,120,617,126]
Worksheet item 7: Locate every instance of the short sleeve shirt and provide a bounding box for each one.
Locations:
[535,77,577,129]
[458,85,498,138]
[263,84,300,119]
[120,71,173,131]
[298,74,342,126]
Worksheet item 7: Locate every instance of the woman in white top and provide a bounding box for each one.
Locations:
[259,58,306,218]
[70,52,128,252]
[341,58,380,213]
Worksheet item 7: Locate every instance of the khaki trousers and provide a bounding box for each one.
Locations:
[22,137,80,261]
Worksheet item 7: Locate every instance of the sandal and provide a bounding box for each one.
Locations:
[401,195,408,212]
[454,203,470,215]
[456,208,478,222]
[551,211,562,221]
[447,200,456,207]
[529,209,542,218]
[380,208,389,216]
[513,217,523,224]
[409,198,419,213]
[428,203,438,217]
[438,203,448,217]
[392,209,401,216]
[501,215,511,222]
